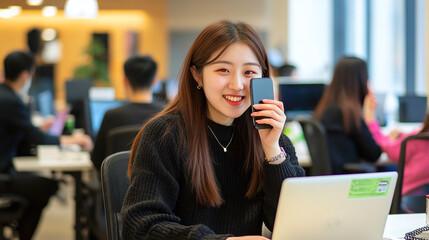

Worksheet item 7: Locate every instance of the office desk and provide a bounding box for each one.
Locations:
[383,213,426,239]
[14,152,93,240]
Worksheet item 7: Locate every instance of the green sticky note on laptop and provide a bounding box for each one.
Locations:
[348,178,391,198]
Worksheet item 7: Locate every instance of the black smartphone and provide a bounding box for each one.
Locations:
[250,78,274,129]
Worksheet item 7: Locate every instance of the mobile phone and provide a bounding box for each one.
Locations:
[250,78,274,129]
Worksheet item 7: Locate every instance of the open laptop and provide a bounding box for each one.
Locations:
[47,107,71,136]
[271,172,397,240]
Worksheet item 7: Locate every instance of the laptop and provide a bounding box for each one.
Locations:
[48,107,71,136]
[271,172,397,240]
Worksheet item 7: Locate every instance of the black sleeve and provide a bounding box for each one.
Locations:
[9,98,59,145]
[262,134,306,231]
[351,118,382,162]
[121,117,230,240]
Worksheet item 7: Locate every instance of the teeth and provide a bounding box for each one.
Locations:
[225,95,242,102]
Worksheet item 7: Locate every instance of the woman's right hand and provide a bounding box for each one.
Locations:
[226,236,269,240]
[388,128,403,140]
[60,132,93,150]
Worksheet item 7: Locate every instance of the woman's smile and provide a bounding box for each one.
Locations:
[224,95,244,106]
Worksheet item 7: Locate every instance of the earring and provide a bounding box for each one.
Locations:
[197,85,202,90]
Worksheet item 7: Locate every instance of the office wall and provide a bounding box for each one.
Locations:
[167,0,288,79]
[99,0,168,86]
[168,0,288,56]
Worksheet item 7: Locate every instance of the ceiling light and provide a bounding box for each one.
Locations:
[65,0,98,18]
[0,9,13,18]
[41,28,57,41]
[27,0,43,6]
[42,6,57,17]
[8,6,22,16]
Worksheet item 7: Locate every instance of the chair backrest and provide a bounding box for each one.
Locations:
[101,151,131,240]
[295,116,332,175]
[106,125,141,156]
[390,132,429,214]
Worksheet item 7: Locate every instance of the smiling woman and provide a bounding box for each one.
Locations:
[122,20,305,240]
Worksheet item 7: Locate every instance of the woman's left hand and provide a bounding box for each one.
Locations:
[251,99,286,158]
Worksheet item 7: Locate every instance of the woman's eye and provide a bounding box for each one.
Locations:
[217,68,229,73]
[244,70,256,75]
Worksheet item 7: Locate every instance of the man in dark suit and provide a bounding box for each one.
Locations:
[0,50,92,240]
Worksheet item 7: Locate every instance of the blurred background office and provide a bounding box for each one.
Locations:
[0,0,427,112]
[0,0,428,239]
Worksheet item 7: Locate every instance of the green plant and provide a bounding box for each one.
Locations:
[74,37,110,84]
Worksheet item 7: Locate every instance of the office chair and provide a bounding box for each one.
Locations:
[101,151,131,240]
[106,125,142,156]
[295,116,332,175]
[390,132,429,214]
[0,175,29,240]
[84,125,140,240]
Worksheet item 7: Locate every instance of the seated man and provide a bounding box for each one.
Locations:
[0,50,93,240]
[91,55,164,172]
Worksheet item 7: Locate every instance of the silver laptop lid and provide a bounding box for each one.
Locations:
[272,172,397,240]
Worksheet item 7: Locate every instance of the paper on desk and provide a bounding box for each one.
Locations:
[37,145,60,161]
[383,214,426,240]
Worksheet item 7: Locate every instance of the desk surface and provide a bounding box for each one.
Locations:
[383,213,426,239]
[14,151,93,172]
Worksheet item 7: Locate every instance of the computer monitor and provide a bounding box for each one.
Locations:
[89,100,129,138]
[65,79,93,132]
[398,96,427,122]
[279,82,326,120]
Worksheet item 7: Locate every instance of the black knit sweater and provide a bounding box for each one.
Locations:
[121,113,305,240]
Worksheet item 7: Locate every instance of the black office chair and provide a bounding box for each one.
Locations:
[390,132,429,214]
[106,125,142,156]
[101,151,130,240]
[0,175,29,240]
[84,125,140,240]
[295,116,332,175]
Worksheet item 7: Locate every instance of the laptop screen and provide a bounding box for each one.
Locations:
[48,107,71,136]
[89,100,129,138]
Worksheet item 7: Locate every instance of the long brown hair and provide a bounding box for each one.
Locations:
[128,20,271,207]
[314,56,369,132]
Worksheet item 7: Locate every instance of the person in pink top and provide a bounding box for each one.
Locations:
[364,90,429,212]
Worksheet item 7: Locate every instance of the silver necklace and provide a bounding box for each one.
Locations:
[207,125,234,152]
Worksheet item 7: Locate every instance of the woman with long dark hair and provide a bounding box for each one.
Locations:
[314,56,381,174]
[121,20,305,240]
